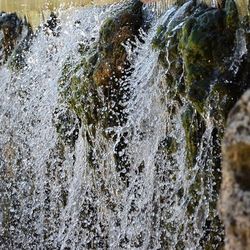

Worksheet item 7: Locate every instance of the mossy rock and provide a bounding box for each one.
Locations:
[225,0,239,30]
[181,105,205,169]
[152,1,241,114]
[179,1,238,113]
[57,1,146,145]
[158,136,178,155]
[53,107,80,146]
[151,1,248,248]
[93,0,143,87]
[205,81,242,126]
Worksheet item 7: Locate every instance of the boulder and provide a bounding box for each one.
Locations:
[93,0,143,87]
[219,90,250,250]
[0,12,33,66]
[0,12,23,62]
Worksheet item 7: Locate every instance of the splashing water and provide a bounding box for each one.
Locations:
[0,2,224,249]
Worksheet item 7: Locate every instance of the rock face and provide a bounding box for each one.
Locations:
[59,0,144,135]
[219,90,250,250]
[0,12,33,66]
[0,12,23,61]
[93,0,143,87]
[0,0,249,248]
[58,0,249,247]
[151,0,249,247]
[153,0,249,117]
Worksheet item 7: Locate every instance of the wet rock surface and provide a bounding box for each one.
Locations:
[59,0,145,136]
[153,0,249,117]
[56,0,250,248]
[0,0,249,249]
[152,0,250,248]
[0,12,23,62]
[93,0,143,87]
[0,12,33,66]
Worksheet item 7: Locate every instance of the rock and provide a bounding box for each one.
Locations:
[58,0,145,138]
[179,3,238,114]
[225,0,239,30]
[93,0,143,87]
[0,12,23,62]
[151,0,249,248]
[153,0,248,117]
[53,107,80,146]
[181,104,205,169]
[0,12,33,66]
[219,90,250,250]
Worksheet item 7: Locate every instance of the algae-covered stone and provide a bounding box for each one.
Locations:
[57,0,145,147]
[179,5,237,113]
[225,0,239,30]
[0,12,23,62]
[181,105,205,168]
[53,107,80,146]
[151,1,249,248]
[93,0,143,87]
[57,0,145,185]
[0,12,33,66]
[152,0,241,114]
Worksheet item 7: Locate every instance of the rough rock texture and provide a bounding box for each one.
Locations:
[219,90,250,250]
[153,0,249,154]
[151,0,249,247]
[58,0,144,138]
[52,0,250,248]
[0,12,23,61]
[0,0,249,248]
[0,12,33,65]
[93,0,143,87]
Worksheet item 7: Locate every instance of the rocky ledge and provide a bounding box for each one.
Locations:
[220,90,250,250]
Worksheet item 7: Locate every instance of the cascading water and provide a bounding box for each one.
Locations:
[0,5,119,248]
[1,0,248,249]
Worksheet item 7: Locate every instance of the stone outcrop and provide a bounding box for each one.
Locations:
[0,11,61,68]
[219,90,250,250]
[1,0,248,248]
[57,0,249,247]
[58,0,144,136]
[93,0,143,87]
[0,12,33,65]
[0,12,23,60]
[151,0,249,247]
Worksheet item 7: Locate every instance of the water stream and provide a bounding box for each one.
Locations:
[0,1,234,249]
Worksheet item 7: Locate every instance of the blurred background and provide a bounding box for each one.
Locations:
[0,0,117,27]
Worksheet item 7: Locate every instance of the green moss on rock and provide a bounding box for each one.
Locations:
[181,105,205,169]
[151,1,249,248]
[93,0,143,87]
[179,5,237,113]
[153,0,241,115]
[56,0,145,148]
[225,0,239,29]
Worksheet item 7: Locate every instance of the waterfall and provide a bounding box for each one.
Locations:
[0,5,119,248]
[1,0,248,249]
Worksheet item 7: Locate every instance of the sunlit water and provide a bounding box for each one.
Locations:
[0,2,223,249]
[0,0,172,27]
[0,0,117,27]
